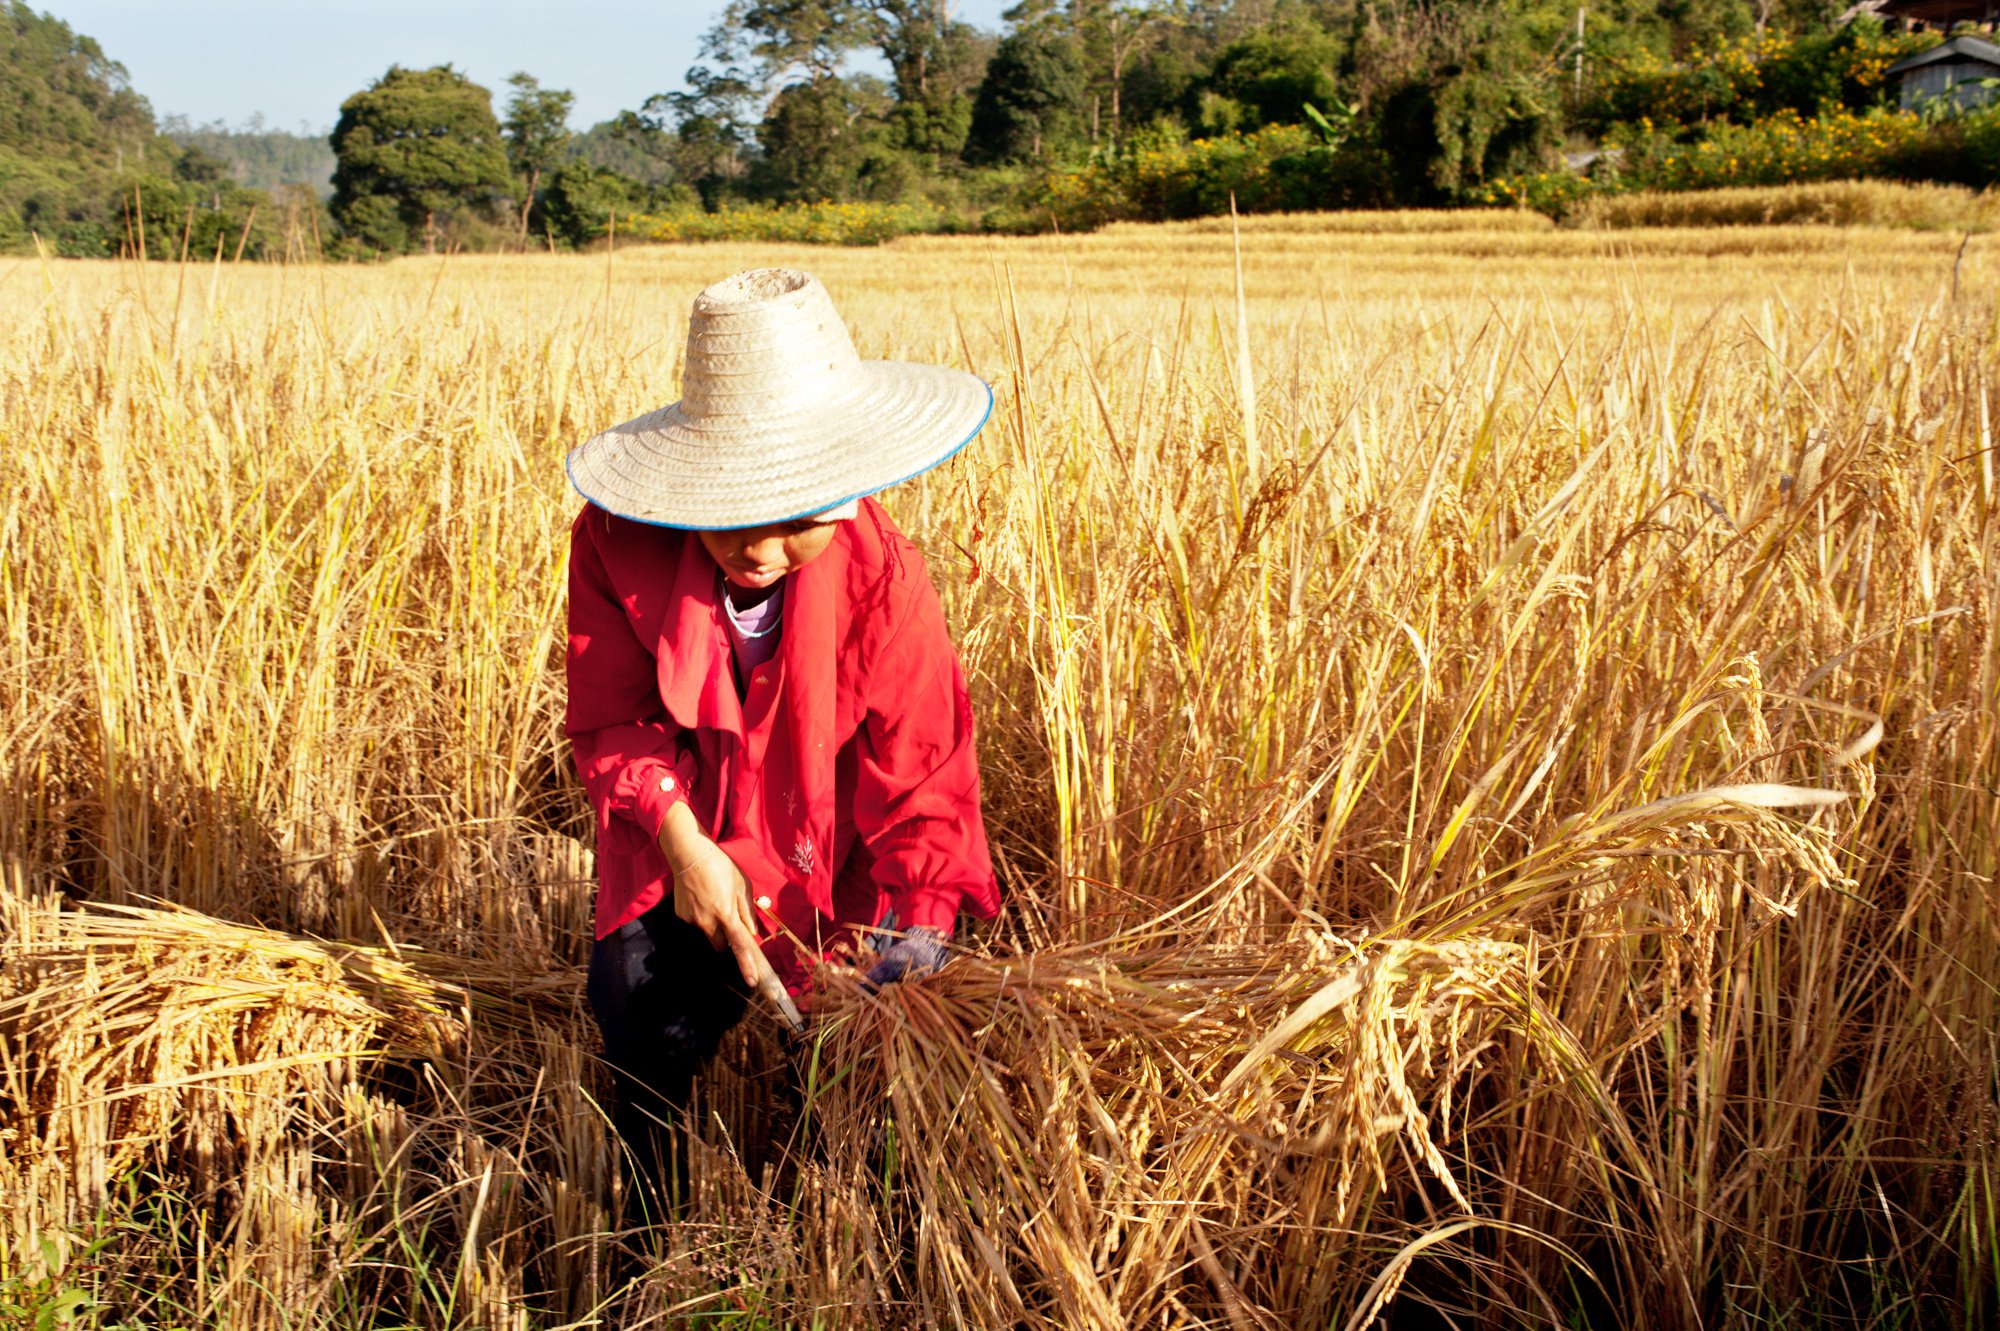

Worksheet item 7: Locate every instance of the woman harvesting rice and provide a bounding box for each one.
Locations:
[562,268,1000,1167]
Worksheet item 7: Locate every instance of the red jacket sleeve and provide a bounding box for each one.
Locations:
[853,567,1000,934]
[565,510,696,857]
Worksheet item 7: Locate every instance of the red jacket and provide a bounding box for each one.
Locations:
[565,499,1000,990]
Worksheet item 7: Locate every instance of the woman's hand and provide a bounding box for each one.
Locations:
[658,804,765,989]
[864,926,951,990]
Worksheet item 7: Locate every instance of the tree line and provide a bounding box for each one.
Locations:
[0,0,1982,258]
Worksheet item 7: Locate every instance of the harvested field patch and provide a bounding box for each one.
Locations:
[1,225,1993,1327]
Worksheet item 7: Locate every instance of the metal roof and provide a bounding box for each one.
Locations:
[1874,0,2000,26]
[1885,35,2000,76]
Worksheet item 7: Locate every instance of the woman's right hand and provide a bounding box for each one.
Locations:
[658,804,765,989]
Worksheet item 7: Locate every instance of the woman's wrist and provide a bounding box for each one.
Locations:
[656,802,705,877]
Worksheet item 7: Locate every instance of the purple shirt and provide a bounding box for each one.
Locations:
[723,580,784,677]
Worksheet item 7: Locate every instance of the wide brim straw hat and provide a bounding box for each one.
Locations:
[565,268,993,530]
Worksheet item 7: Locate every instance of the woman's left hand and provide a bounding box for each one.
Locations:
[863,926,951,990]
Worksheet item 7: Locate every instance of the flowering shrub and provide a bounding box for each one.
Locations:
[1614,108,1930,191]
[1477,170,1599,218]
[1593,26,1933,130]
[630,199,949,246]
[1038,123,1392,228]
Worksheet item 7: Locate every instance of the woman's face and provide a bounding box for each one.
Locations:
[698,518,839,590]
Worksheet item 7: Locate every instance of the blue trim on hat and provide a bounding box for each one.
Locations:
[565,377,995,532]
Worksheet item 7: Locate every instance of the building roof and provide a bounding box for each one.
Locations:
[1885,35,2000,77]
[1875,0,2000,29]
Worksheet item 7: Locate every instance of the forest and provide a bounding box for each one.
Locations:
[1,0,1993,256]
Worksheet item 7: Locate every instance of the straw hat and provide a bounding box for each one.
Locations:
[565,268,993,530]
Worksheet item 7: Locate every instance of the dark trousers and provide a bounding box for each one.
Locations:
[585,900,752,1203]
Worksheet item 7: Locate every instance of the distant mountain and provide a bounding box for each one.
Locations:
[161,115,336,199]
[569,117,678,189]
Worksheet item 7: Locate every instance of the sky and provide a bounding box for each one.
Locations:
[40,1,1016,135]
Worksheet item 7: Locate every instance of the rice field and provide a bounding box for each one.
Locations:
[0,215,1995,1329]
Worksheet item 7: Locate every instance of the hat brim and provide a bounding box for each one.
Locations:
[566,362,993,530]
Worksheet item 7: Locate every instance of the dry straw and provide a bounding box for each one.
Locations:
[0,217,1993,1327]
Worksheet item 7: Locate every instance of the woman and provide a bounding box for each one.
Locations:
[562,268,1000,1166]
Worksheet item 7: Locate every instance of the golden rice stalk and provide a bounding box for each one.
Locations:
[0,900,563,1251]
[780,928,1573,1330]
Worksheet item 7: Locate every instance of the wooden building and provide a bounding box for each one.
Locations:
[1884,34,2000,111]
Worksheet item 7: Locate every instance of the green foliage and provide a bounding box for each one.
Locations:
[0,1,153,168]
[1483,103,2000,219]
[541,162,644,247]
[966,27,1089,164]
[0,0,175,255]
[609,0,1984,238]
[1611,106,1932,189]
[1430,69,1564,193]
[1880,101,2000,185]
[890,93,975,161]
[1591,23,1929,130]
[649,19,762,208]
[1117,30,1207,130]
[661,0,1938,227]
[884,11,991,162]
[115,160,292,260]
[631,196,948,244]
[1477,167,1602,216]
[331,65,514,254]
[1040,121,1393,227]
[501,73,575,246]
[754,75,908,199]
[0,4,306,259]
[571,117,679,188]
[327,190,405,254]
[0,1235,104,1331]
[17,0,1966,256]
[1205,25,1345,129]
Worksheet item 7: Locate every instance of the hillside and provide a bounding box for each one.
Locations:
[0,2,290,257]
[0,0,169,251]
[162,115,337,198]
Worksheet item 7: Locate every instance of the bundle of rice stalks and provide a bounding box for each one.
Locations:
[0,780,1863,1328]
[729,929,1563,1330]
[641,779,1860,1331]
[0,898,579,1325]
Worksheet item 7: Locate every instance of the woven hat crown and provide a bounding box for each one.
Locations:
[680,270,864,420]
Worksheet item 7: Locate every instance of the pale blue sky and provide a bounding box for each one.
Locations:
[38,1,1015,134]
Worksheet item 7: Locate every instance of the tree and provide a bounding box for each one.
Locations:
[1354,0,1567,200]
[541,162,642,248]
[502,74,574,246]
[735,0,874,85]
[756,74,915,198]
[330,65,512,254]
[862,1,994,160]
[966,26,1088,163]
[1203,23,1345,129]
[0,1,155,170]
[678,0,992,181]
[649,20,763,204]
[1075,0,1179,142]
